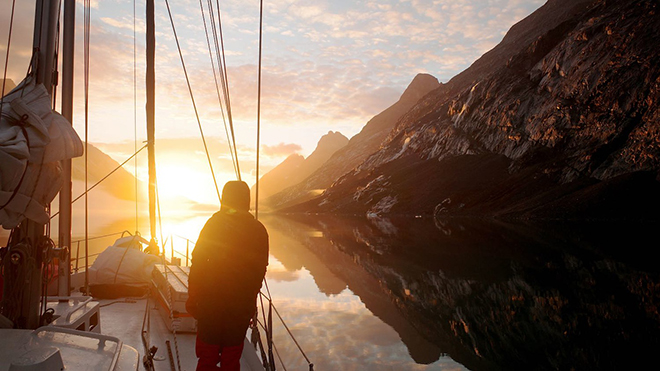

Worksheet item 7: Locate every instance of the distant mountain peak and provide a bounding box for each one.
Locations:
[314,131,349,155]
[1,78,16,94]
[263,73,441,211]
[252,132,348,204]
[283,153,305,162]
[400,73,441,103]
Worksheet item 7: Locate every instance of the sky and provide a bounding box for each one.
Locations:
[0,0,545,205]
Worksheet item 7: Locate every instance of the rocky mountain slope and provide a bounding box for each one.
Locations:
[264,73,440,210]
[72,143,141,201]
[1,79,16,93]
[254,154,305,201]
[290,0,660,220]
[253,131,347,204]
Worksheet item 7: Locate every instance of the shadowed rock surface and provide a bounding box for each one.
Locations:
[284,0,660,220]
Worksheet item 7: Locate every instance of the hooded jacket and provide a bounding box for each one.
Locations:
[187,208,269,346]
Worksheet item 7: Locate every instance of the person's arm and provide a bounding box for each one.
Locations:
[186,222,212,318]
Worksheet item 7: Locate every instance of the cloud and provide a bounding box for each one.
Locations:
[266,269,300,282]
[288,4,326,19]
[1,0,546,184]
[100,16,145,32]
[0,1,38,82]
[262,142,302,156]
[264,296,466,370]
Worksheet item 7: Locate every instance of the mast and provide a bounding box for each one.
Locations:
[32,0,59,91]
[5,0,60,329]
[146,0,157,247]
[25,0,59,328]
[58,0,76,297]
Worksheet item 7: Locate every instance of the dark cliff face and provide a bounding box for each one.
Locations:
[297,0,660,220]
[265,74,441,210]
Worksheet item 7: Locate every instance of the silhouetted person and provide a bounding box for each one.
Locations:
[186,181,269,371]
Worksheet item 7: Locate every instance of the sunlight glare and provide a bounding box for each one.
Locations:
[156,161,219,206]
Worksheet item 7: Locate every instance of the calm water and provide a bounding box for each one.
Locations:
[3,206,659,370]
[259,214,660,371]
[260,214,467,371]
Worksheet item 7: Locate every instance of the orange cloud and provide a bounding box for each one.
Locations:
[262,142,302,156]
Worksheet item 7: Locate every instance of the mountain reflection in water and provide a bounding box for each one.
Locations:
[261,214,660,371]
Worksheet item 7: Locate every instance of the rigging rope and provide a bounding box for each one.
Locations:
[212,0,241,180]
[83,0,91,294]
[163,0,222,203]
[133,0,139,234]
[0,0,18,120]
[255,0,263,218]
[137,1,311,369]
[198,0,239,180]
[49,144,149,219]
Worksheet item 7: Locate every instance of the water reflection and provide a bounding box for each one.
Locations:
[262,215,465,370]
[263,214,660,371]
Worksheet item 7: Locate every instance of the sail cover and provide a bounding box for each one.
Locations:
[88,235,160,298]
[0,81,83,229]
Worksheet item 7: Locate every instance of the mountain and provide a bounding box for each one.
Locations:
[1,79,16,93]
[253,131,348,205]
[286,0,660,220]
[253,154,305,203]
[264,73,441,210]
[72,143,141,201]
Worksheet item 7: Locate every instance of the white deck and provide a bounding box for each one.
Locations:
[101,263,266,371]
[99,297,265,371]
[1,297,263,371]
[100,296,198,370]
[0,327,140,371]
[2,263,265,371]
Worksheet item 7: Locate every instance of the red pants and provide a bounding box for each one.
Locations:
[195,336,244,371]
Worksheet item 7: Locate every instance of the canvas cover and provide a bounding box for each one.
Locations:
[0,79,83,229]
[88,235,159,287]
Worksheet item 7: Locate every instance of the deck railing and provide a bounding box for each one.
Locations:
[69,231,196,271]
[70,231,127,272]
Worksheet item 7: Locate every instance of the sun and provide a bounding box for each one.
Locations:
[155,161,221,207]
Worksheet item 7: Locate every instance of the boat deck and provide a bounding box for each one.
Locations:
[42,264,265,371]
[100,296,200,370]
[98,271,265,370]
